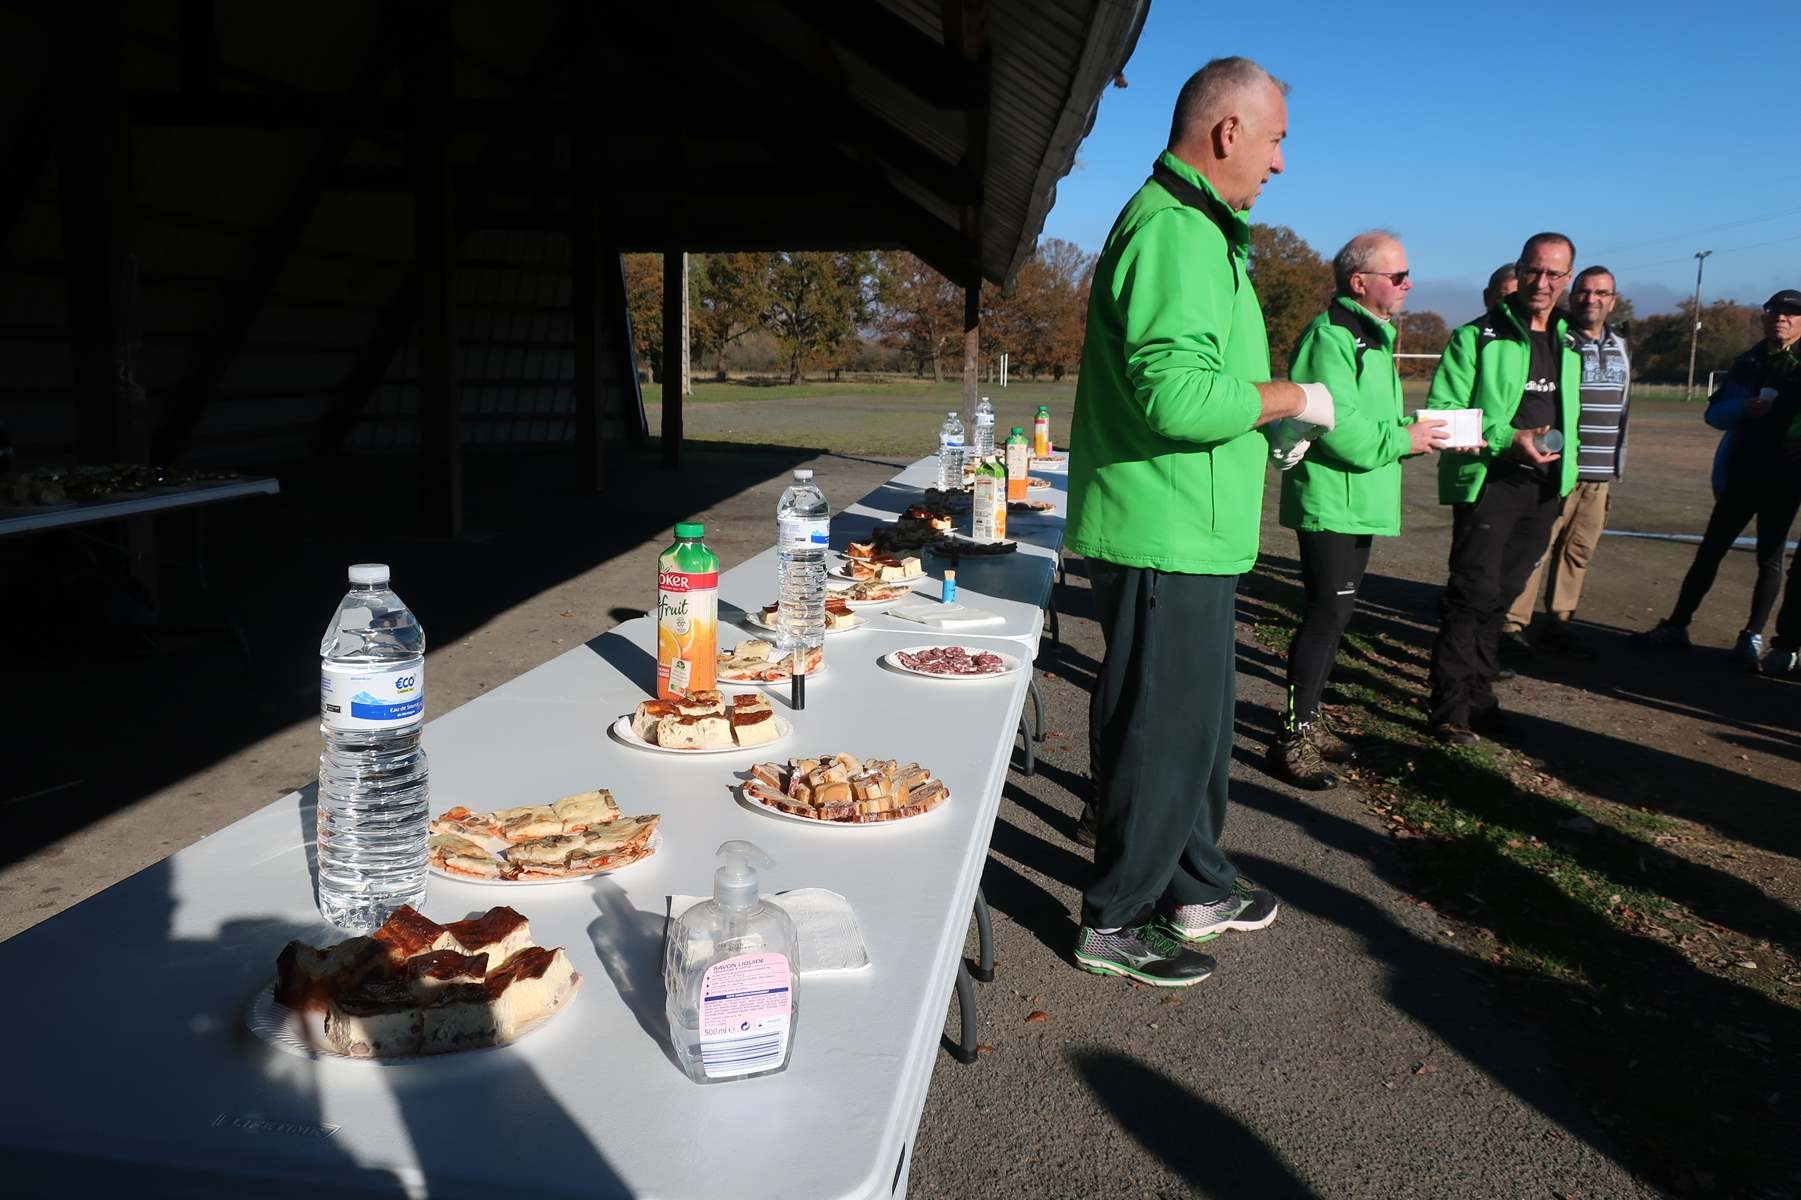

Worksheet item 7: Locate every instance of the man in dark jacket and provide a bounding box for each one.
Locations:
[1635,289,1801,666]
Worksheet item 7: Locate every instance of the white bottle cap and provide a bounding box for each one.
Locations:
[793,468,813,481]
[348,563,390,585]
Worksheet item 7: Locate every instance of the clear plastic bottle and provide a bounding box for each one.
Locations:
[665,841,799,1083]
[936,412,966,491]
[973,394,996,460]
[317,563,429,933]
[775,469,830,668]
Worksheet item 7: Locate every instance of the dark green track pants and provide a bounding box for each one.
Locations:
[1082,560,1239,929]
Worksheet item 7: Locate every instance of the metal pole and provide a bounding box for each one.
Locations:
[1685,250,1712,399]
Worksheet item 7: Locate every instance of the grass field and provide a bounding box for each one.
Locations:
[643,377,1706,459]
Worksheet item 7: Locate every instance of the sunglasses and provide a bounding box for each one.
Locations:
[1356,269,1410,285]
[1516,265,1571,283]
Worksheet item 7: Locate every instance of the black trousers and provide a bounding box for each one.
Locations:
[1429,467,1562,727]
[1083,561,1238,929]
[1668,475,1801,636]
[1286,530,1373,730]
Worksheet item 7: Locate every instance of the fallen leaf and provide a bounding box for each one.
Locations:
[1025,1010,1050,1023]
[1736,960,1758,971]
[976,1043,995,1055]
[560,610,574,618]
[1412,1061,1437,1076]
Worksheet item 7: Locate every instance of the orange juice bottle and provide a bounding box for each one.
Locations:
[1005,426,1030,501]
[656,522,718,698]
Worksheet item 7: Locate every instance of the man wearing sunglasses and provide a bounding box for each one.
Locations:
[1266,231,1449,788]
[1424,233,1583,744]
[1499,266,1632,661]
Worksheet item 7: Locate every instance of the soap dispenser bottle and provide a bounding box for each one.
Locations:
[665,840,800,1083]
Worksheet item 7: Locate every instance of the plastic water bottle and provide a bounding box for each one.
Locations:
[775,470,830,666]
[317,563,429,933]
[936,412,966,491]
[973,395,996,459]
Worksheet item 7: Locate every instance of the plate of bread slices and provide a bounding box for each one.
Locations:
[614,690,791,752]
[736,753,950,826]
[427,789,660,884]
[716,637,825,685]
[744,597,861,635]
[830,549,925,584]
[834,579,918,607]
[251,905,581,1060]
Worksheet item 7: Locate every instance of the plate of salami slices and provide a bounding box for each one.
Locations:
[881,644,1023,680]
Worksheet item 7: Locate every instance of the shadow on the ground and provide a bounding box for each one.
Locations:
[1072,1050,1324,1199]
[0,441,847,870]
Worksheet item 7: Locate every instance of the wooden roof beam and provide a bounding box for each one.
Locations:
[759,0,985,110]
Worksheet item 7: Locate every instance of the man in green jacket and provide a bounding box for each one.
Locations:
[1425,232,1583,743]
[1066,56,1337,988]
[1267,232,1448,789]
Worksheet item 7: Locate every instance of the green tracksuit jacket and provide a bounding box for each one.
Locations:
[1428,300,1582,503]
[1280,298,1413,536]
[1066,151,1271,575]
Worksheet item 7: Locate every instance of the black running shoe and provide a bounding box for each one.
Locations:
[1074,922,1217,987]
[1159,877,1281,942]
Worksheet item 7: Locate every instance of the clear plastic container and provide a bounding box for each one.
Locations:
[972,395,996,460]
[317,563,429,932]
[665,841,799,1083]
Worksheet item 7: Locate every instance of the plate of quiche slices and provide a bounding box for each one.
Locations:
[736,753,950,827]
[427,789,661,884]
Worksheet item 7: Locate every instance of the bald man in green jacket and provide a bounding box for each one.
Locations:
[1066,56,1337,988]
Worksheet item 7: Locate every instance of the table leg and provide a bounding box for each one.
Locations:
[1028,676,1045,742]
[971,889,995,983]
[192,507,254,674]
[948,959,980,1065]
[1045,597,1061,647]
[1015,713,1035,776]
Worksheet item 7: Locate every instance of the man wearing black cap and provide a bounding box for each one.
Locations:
[1635,289,1801,665]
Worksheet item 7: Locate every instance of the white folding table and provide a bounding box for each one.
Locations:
[0,459,1067,1199]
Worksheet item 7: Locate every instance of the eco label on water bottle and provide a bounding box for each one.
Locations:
[321,661,424,730]
[698,952,792,1079]
[777,518,830,551]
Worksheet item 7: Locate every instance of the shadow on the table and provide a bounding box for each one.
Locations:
[587,877,683,1071]
[5,856,633,1196]
[1072,1051,1324,1199]
[585,627,658,696]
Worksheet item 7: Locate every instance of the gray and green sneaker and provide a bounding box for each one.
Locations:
[1074,921,1217,987]
[1159,878,1280,943]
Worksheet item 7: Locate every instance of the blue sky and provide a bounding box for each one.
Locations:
[1039,0,1801,320]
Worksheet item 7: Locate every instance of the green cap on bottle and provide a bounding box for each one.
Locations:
[1011,426,1025,436]
[674,522,705,538]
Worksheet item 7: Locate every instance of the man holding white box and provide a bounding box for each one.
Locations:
[1265,231,1449,789]
[1424,233,1583,744]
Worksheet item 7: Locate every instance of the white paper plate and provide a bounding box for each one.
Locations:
[427,830,661,886]
[246,979,577,1063]
[881,646,1024,681]
[742,610,863,635]
[828,562,925,584]
[735,784,948,829]
[829,585,920,608]
[609,713,793,754]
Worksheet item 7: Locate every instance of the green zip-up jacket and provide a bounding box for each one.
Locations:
[1280,298,1413,536]
[1428,300,1583,503]
[1065,151,1271,575]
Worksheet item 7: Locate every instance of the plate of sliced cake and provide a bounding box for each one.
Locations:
[829,551,925,583]
[427,789,661,884]
[249,904,581,1061]
[612,690,791,753]
[735,753,950,827]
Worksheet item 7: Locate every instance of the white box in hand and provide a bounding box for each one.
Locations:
[1415,408,1483,451]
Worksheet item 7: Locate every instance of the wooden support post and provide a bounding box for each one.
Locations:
[55,1,146,467]
[661,248,684,468]
[962,281,980,434]
[570,128,607,493]
[408,1,461,537]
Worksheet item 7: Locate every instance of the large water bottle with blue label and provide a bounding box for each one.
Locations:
[774,470,830,667]
[316,563,429,932]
